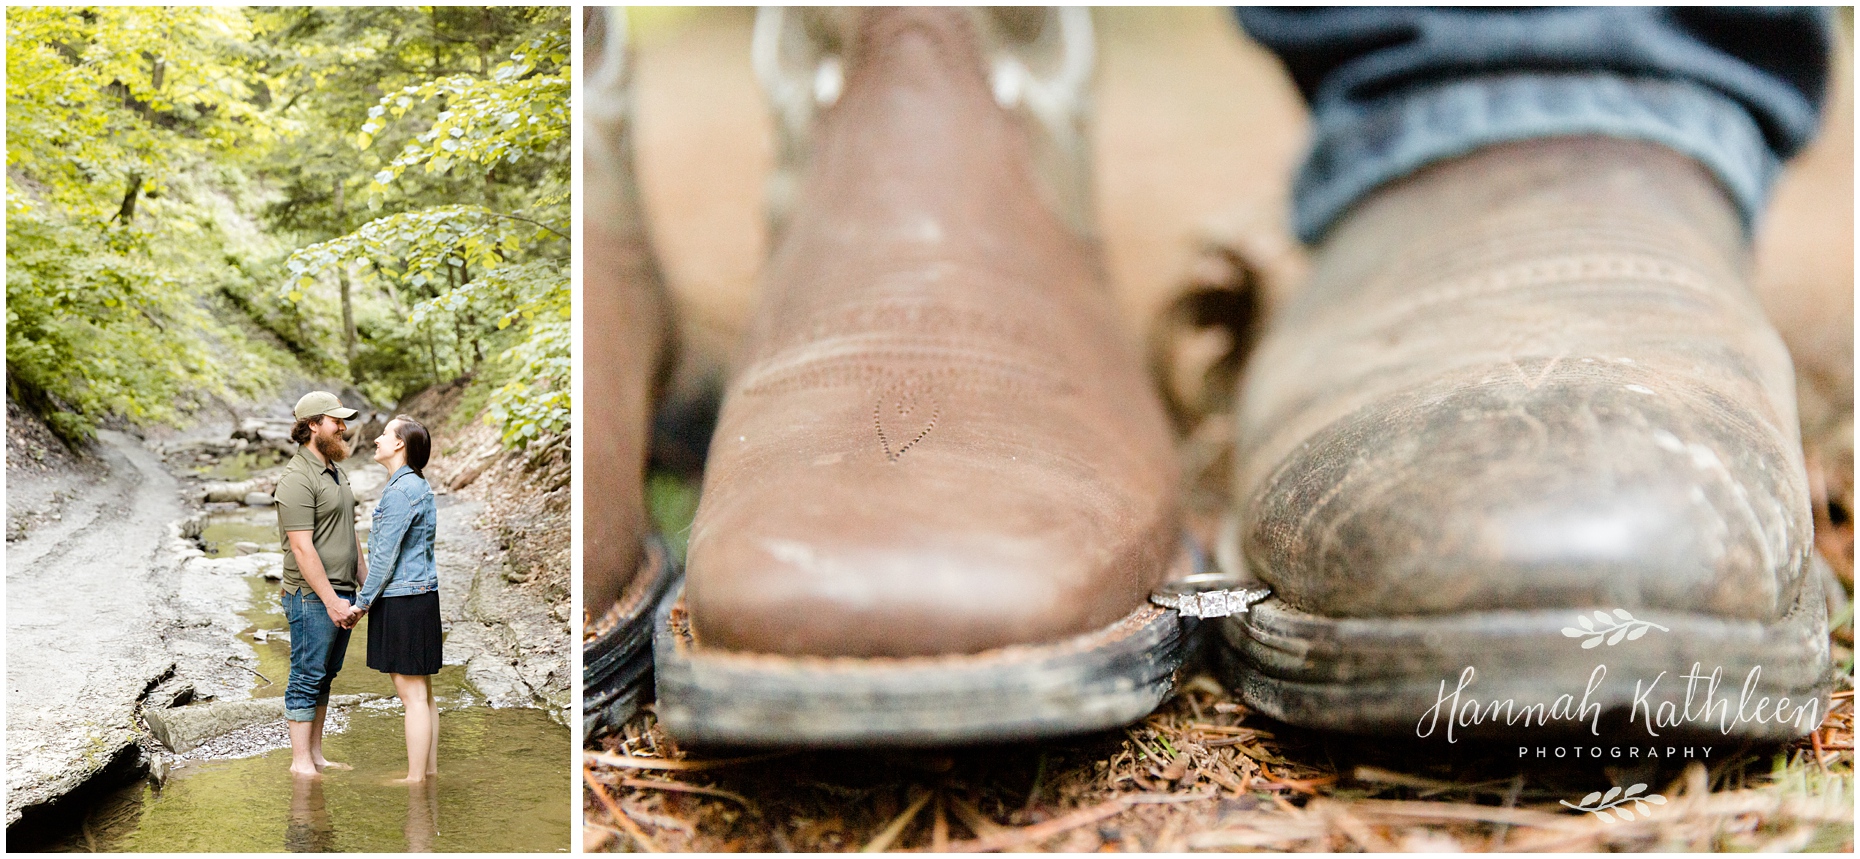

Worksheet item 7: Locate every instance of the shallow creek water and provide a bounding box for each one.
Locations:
[193,450,279,482]
[49,509,570,852]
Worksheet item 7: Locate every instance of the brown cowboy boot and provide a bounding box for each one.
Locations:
[1220,137,1834,740]
[654,7,1191,746]
[582,6,677,738]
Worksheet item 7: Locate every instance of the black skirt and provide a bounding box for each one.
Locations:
[367,591,443,676]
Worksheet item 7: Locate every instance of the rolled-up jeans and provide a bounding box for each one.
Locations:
[283,589,355,722]
[1234,7,1834,242]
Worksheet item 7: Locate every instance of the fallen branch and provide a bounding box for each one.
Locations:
[584,749,791,772]
[939,796,1132,852]
[584,765,659,852]
[613,776,751,807]
[944,794,1007,840]
[1127,792,1220,804]
[862,789,933,853]
[1345,799,1577,828]
[223,656,272,687]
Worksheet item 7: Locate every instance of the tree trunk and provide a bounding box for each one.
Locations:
[425,321,442,385]
[468,309,483,369]
[448,263,466,378]
[375,261,405,311]
[114,173,143,223]
[460,259,482,368]
[453,315,467,378]
[429,8,443,72]
[338,270,356,379]
[334,179,357,378]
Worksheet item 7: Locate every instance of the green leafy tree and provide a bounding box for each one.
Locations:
[6,7,291,440]
[250,7,563,385]
[7,7,570,446]
[283,14,569,444]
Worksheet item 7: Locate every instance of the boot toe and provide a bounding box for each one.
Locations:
[687,414,1175,658]
[1241,363,1812,620]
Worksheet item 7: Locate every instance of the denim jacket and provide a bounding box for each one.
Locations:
[357,466,438,611]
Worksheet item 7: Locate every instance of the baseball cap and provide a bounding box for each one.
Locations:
[294,391,360,421]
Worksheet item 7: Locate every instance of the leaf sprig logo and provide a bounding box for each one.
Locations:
[1561,609,1670,648]
[1561,783,1667,821]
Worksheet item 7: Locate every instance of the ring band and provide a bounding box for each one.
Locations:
[1149,574,1271,619]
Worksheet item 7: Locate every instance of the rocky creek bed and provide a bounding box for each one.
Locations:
[6,408,571,851]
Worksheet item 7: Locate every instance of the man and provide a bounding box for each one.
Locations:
[275,390,369,776]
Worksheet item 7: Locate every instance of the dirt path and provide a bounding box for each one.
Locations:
[5,431,186,827]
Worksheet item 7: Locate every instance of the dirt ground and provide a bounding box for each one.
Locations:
[5,421,189,829]
[588,7,1855,852]
[4,398,107,543]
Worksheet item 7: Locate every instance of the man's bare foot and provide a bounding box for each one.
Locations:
[386,774,428,786]
[289,763,323,778]
[313,757,352,772]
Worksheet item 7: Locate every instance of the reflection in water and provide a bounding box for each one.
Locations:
[285,775,334,853]
[199,507,284,558]
[404,779,439,852]
[280,766,440,851]
[43,695,566,852]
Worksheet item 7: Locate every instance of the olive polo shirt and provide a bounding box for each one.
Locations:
[275,446,359,594]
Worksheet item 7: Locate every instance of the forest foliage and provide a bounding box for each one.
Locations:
[6,6,569,445]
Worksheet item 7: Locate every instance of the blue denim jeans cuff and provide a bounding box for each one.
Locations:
[1293,72,1778,243]
[283,589,352,722]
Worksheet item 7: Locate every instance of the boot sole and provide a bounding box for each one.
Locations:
[1216,555,1836,742]
[583,537,680,740]
[652,553,1200,747]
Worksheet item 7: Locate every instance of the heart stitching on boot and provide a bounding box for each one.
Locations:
[874,381,941,462]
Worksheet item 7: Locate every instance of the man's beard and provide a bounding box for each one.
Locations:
[313,432,350,464]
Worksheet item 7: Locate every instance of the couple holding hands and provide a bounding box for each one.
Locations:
[276,391,442,784]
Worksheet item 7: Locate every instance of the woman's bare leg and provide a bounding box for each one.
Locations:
[390,673,434,783]
[425,681,438,775]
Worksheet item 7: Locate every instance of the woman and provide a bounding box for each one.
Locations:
[357,415,441,783]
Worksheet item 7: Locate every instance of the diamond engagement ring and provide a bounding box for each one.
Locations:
[1149,573,1271,619]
